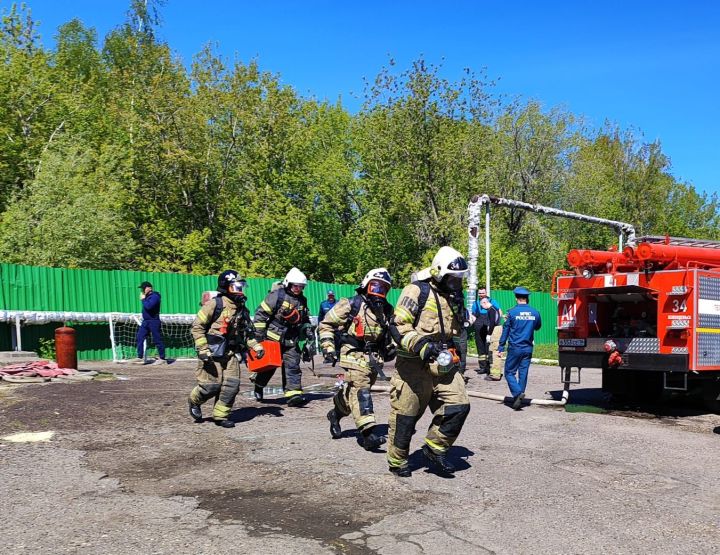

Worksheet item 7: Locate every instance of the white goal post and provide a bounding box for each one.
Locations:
[0,310,196,362]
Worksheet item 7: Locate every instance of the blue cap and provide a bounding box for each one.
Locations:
[327,289,335,296]
[513,286,531,296]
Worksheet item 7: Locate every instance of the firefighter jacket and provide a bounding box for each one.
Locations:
[191,295,259,356]
[318,296,393,372]
[254,288,310,346]
[392,281,464,360]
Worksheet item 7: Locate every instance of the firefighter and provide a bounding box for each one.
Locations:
[188,270,265,428]
[320,268,396,451]
[252,267,313,407]
[386,246,471,477]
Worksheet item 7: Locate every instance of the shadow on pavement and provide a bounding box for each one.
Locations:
[407,445,474,479]
[229,405,284,422]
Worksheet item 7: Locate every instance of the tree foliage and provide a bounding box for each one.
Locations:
[0,2,717,290]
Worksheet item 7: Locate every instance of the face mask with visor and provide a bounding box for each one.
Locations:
[367,280,390,299]
[227,279,247,298]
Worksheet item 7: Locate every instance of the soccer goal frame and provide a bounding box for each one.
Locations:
[0,310,196,362]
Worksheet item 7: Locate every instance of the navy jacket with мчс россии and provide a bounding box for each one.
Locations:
[498,304,541,353]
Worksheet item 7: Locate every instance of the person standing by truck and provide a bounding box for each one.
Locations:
[496,287,541,410]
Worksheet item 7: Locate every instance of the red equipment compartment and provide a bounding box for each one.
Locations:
[247,340,282,373]
[557,258,720,372]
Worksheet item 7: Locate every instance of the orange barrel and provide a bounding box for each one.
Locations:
[247,340,282,373]
[55,326,77,369]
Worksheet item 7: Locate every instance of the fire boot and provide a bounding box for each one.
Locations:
[388,464,411,478]
[287,394,308,407]
[327,409,342,439]
[422,444,455,474]
[361,427,386,451]
[214,419,235,429]
[253,384,264,402]
[188,400,203,423]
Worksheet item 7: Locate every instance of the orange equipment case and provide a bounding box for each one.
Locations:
[247,340,282,373]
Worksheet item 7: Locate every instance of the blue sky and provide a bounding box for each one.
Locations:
[14,0,720,196]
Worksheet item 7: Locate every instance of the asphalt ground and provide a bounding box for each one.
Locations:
[1,357,719,554]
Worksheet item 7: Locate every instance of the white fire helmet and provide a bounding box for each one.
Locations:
[359,268,392,299]
[429,246,469,282]
[360,267,392,289]
[282,267,308,288]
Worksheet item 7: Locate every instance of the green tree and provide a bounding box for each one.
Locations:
[0,137,136,268]
[354,58,495,282]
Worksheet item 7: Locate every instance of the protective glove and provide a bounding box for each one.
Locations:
[416,339,442,363]
[198,349,211,362]
[252,343,265,360]
[323,349,338,366]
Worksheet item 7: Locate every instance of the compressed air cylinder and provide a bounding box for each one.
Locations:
[55,326,77,369]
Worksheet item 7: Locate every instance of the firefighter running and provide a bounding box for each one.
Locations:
[386,246,471,477]
[188,270,265,428]
[319,268,397,451]
[252,267,314,407]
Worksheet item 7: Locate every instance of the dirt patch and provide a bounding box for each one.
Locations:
[195,487,376,554]
[79,426,436,553]
[4,362,720,554]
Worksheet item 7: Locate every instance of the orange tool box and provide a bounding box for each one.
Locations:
[247,340,282,373]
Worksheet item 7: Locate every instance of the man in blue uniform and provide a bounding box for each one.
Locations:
[497,287,541,410]
[133,281,167,364]
[318,290,337,322]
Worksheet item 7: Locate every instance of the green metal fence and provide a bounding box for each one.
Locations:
[0,263,557,360]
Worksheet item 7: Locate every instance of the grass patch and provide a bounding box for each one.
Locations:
[92,372,118,381]
[565,404,607,414]
[533,343,558,360]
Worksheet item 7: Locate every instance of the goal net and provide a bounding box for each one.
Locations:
[109,314,196,362]
[0,310,196,362]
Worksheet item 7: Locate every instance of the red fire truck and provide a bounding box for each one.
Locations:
[556,235,720,411]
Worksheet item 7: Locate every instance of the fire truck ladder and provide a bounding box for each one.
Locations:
[637,235,720,249]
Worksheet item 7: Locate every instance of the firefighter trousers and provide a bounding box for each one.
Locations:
[474,325,491,372]
[489,326,504,378]
[189,354,241,421]
[386,356,470,468]
[333,362,379,431]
